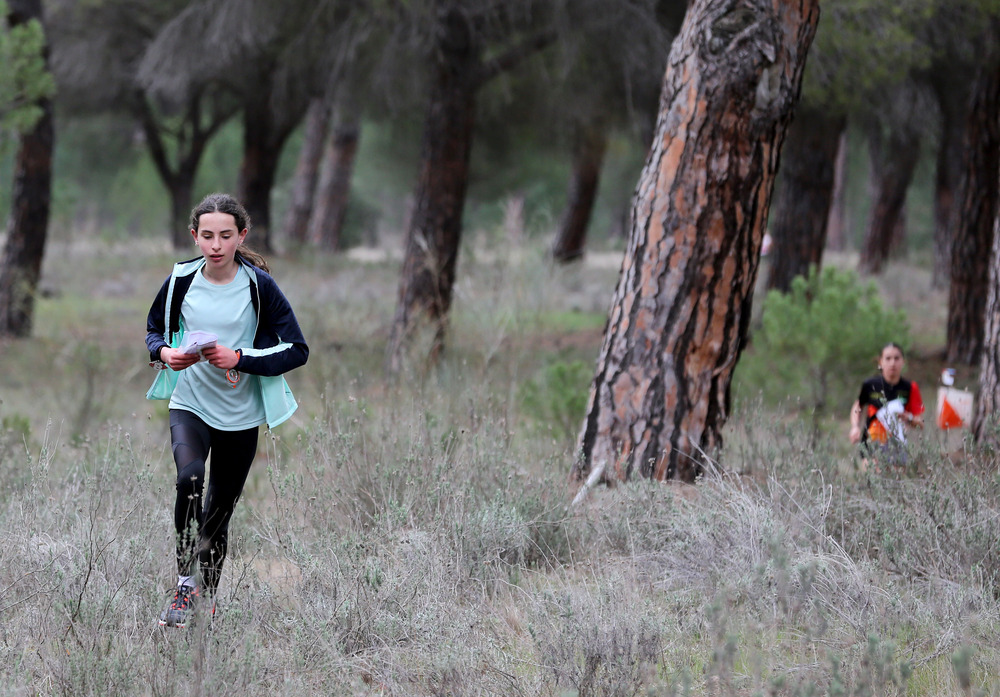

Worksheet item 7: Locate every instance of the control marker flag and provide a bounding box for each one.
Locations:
[936,387,973,430]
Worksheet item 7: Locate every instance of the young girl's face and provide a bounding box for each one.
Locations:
[191,211,247,271]
[878,346,905,384]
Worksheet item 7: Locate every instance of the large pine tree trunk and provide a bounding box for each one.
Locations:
[765,107,844,292]
[0,0,54,339]
[309,109,360,250]
[283,97,332,247]
[551,122,608,263]
[858,111,921,275]
[946,51,1000,366]
[572,0,820,485]
[385,8,477,374]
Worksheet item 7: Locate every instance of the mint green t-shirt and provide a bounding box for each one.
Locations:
[169,266,265,430]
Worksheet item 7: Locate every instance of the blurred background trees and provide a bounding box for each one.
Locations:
[0,0,54,337]
[0,0,52,139]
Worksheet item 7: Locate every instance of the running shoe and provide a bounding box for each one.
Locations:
[159,584,199,628]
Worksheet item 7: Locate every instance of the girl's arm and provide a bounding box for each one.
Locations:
[146,276,200,371]
[145,275,171,363]
[849,401,862,444]
[234,273,309,377]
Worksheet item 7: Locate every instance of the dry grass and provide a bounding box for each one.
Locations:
[1,237,997,696]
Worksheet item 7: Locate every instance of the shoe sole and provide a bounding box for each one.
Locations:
[158,612,212,629]
[158,619,188,628]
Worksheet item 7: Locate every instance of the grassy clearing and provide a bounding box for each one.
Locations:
[1,239,997,696]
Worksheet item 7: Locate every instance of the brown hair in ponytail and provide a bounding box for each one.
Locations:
[190,193,270,273]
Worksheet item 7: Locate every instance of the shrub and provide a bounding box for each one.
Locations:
[735,265,910,434]
[519,358,592,443]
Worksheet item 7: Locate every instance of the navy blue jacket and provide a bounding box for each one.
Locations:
[146,256,308,378]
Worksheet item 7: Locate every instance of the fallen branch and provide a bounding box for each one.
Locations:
[570,460,606,508]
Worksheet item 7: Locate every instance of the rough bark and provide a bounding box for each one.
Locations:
[946,53,1000,366]
[309,110,360,250]
[283,97,332,247]
[551,122,608,263]
[572,0,820,484]
[765,107,844,292]
[858,117,921,275]
[0,0,54,339]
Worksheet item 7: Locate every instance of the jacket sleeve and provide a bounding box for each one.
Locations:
[145,275,171,363]
[236,272,309,377]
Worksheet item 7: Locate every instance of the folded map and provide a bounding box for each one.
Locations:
[179,330,218,357]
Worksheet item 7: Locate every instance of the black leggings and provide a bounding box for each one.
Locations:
[169,409,259,595]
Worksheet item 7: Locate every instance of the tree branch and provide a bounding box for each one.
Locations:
[135,92,175,188]
[474,29,557,88]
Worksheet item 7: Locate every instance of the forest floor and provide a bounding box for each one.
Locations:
[0,238,995,696]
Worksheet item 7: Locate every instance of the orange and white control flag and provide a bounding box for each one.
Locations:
[936,387,973,430]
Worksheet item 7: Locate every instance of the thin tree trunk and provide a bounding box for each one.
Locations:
[309,109,360,250]
[385,8,477,374]
[825,130,849,252]
[858,117,921,275]
[136,92,231,249]
[238,103,282,254]
[974,211,1000,442]
[931,90,968,288]
[383,9,555,374]
[946,50,1000,366]
[765,107,845,292]
[0,0,54,339]
[237,77,304,254]
[283,97,332,247]
[167,178,194,246]
[572,0,820,485]
[551,122,608,263]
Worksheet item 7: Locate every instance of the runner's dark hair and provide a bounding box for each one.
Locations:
[880,341,905,359]
[190,193,269,273]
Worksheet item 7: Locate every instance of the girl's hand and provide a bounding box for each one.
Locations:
[201,345,241,370]
[160,347,200,371]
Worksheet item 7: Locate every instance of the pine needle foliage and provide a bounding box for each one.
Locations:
[737,265,910,429]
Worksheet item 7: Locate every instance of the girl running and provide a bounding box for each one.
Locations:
[849,342,923,464]
[145,193,308,627]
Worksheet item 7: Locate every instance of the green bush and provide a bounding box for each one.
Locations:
[735,265,910,429]
[0,411,31,468]
[519,358,592,443]
[0,0,55,140]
